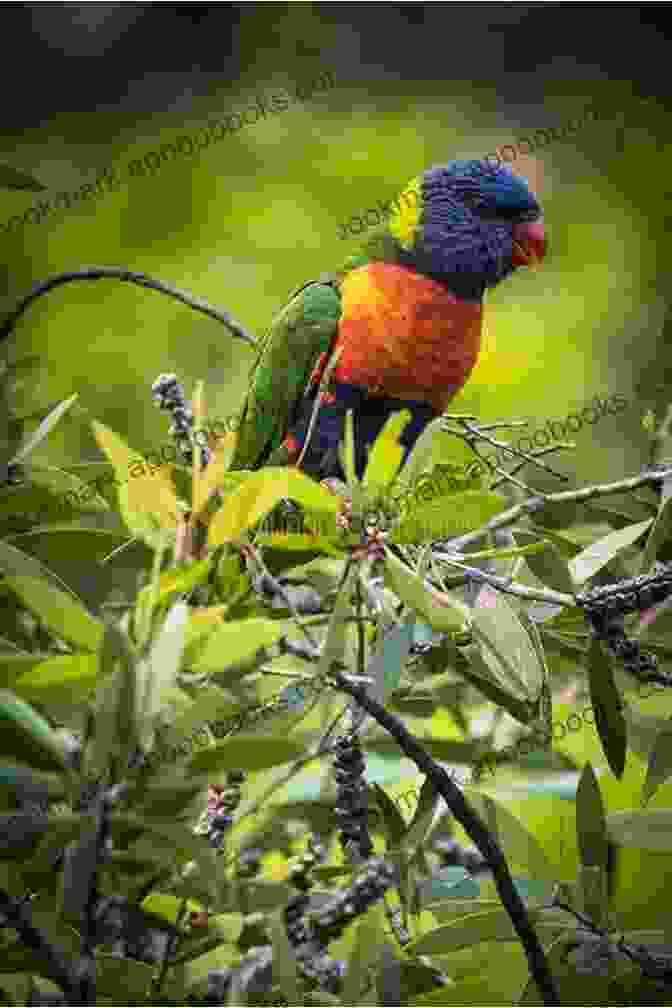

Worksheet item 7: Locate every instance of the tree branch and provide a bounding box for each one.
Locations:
[330,669,560,1006]
[0,889,80,1000]
[0,267,258,348]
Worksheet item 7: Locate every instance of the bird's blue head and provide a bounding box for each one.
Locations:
[390,159,546,299]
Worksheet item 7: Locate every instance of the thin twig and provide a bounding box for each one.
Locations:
[243,543,320,649]
[0,267,258,348]
[433,554,575,607]
[330,669,560,1005]
[441,414,569,482]
[443,466,672,554]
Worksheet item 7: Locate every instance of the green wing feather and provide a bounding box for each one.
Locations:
[230,280,342,471]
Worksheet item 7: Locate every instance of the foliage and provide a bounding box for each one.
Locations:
[1,366,672,1005]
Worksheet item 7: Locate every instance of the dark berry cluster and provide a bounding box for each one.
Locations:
[385,905,410,945]
[151,372,210,468]
[0,461,24,487]
[236,846,263,881]
[333,734,373,861]
[600,624,662,679]
[312,858,397,944]
[575,564,672,622]
[205,771,246,849]
[575,567,672,685]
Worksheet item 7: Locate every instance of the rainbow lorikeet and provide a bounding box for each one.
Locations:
[231,159,545,483]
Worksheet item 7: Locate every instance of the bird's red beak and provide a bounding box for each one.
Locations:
[511,218,546,268]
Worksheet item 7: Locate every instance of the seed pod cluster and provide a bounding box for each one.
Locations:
[151,372,210,468]
[312,857,397,944]
[575,564,672,621]
[333,733,373,861]
[575,568,672,684]
[235,845,263,881]
[205,770,246,849]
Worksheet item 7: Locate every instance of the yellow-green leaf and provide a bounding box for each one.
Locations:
[189,734,305,773]
[392,490,507,545]
[363,409,412,491]
[91,419,180,537]
[191,618,289,672]
[208,467,339,546]
[384,549,469,632]
[4,576,103,652]
[13,654,99,704]
[569,518,654,585]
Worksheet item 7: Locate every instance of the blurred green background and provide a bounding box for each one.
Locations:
[1,4,670,497]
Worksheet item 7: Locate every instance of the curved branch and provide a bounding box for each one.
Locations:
[0,267,258,348]
[331,669,560,1006]
[0,889,80,1000]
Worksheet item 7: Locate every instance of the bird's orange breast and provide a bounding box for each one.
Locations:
[333,263,482,413]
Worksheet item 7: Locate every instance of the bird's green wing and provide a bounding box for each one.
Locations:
[231,279,342,471]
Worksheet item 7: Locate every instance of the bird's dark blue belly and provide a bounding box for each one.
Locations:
[288,381,437,481]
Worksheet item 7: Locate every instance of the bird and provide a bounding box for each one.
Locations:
[229,158,545,490]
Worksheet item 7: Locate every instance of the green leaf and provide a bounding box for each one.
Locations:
[514,530,576,594]
[136,775,205,819]
[188,734,305,773]
[642,717,672,805]
[3,576,103,652]
[255,531,340,555]
[453,644,536,725]
[576,762,609,870]
[606,809,672,850]
[191,618,288,672]
[140,892,197,926]
[569,518,654,585]
[9,395,78,465]
[363,410,412,491]
[395,417,448,490]
[13,654,99,704]
[587,637,627,778]
[578,864,609,929]
[139,601,189,725]
[0,690,66,771]
[372,782,408,846]
[392,490,507,545]
[463,790,554,881]
[469,590,544,703]
[640,495,672,573]
[170,685,240,738]
[269,909,301,1004]
[368,616,414,705]
[27,464,110,512]
[317,562,357,679]
[406,908,537,955]
[384,550,469,632]
[0,163,46,191]
[403,775,440,853]
[342,903,388,1005]
[94,954,155,1000]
